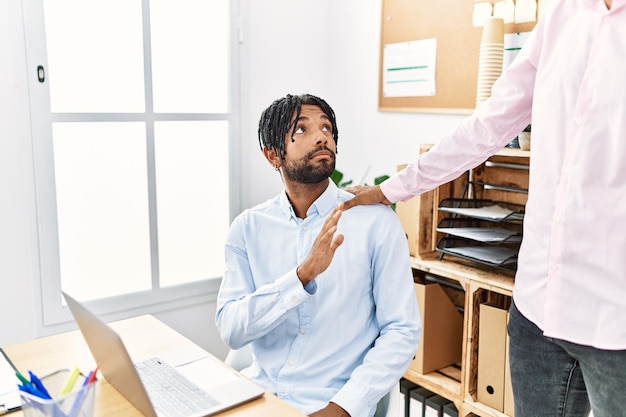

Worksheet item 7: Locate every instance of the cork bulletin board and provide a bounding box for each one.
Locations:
[378,0,536,114]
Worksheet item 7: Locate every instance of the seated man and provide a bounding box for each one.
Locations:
[215,93,421,417]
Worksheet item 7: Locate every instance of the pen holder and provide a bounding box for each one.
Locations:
[19,370,96,417]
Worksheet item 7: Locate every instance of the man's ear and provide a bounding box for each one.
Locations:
[263,147,280,170]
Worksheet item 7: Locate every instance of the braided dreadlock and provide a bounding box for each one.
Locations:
[257,94,339,160]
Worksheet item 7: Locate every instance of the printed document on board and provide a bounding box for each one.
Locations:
[382,38,437,97]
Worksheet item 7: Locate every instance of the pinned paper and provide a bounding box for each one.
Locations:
[503,32,531,70]
[382,39,437,98]
[514,0,537,23]
[473,2,494,27]
[493,0,515,24]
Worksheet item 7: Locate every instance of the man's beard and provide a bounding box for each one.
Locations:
[281,148,336,184]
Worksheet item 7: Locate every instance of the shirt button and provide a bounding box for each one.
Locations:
[575,117,583,125]
[292,296,299,303]
[288,359,295,366]
[279,387,287,394]
[303,226,308,231]
[300,329,307,335]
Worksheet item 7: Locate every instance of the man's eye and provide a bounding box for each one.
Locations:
[295,127,304,134]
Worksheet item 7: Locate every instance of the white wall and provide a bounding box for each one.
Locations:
[238,1,467,209]
[237,0,335,209]
[1,0,469,357]
[0,0,39,346]
[327,3,466,185]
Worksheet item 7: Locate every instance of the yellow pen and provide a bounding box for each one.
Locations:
[59,367,81,396]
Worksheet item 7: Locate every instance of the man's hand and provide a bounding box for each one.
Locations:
[308,402,351,417]
[340,185,391,210]
[296,208,344,286]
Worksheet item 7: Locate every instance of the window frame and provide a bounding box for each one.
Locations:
[22,0,241,326]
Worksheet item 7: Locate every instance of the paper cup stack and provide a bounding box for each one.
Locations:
[476,17,504,106]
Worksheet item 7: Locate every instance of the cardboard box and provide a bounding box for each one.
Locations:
[409,282,464,375]
[394,163,436,256]
[504,314,514,416]
[409,387,436,417]
[395,190,419,256]
[477,302,509,412]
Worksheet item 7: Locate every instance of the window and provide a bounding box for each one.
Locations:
[23,0,236,324]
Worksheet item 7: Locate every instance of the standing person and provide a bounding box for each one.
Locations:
[215,93,421,417]
[342,0,626,416]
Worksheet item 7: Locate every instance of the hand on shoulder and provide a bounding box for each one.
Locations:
[340,185,391,210]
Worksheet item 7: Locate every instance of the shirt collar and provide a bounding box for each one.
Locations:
[278,180,339,221]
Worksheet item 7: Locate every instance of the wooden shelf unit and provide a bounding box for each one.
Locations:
[399,145,528,417]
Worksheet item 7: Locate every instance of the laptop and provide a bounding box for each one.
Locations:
[62,291,264,417]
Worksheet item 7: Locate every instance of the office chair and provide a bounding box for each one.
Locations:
[225,346,400,417]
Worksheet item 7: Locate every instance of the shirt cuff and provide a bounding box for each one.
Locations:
[381,174,411,203]
[278,268,315,310]
[331,382,371,417]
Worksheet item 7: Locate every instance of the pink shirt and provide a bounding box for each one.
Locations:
[382,0,626,349]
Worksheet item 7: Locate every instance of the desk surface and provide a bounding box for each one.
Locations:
[4,315,305,417]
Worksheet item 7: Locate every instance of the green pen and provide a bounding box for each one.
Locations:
[15,370,30,386]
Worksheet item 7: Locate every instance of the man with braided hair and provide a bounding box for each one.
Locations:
[216,94,421,417]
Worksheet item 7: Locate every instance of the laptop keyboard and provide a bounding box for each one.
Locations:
[136,357,220,417]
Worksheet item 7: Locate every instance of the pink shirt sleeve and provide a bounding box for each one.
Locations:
[379,30,539,203]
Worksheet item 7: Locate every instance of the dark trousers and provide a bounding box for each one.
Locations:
[507,300,626,417]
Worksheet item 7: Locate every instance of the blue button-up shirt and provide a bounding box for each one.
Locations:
[216,181,421,417]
